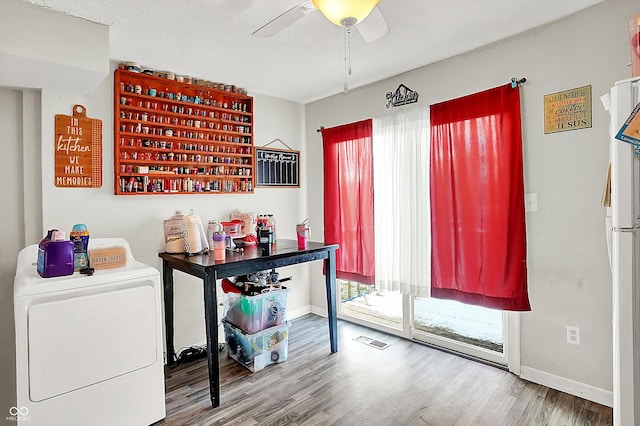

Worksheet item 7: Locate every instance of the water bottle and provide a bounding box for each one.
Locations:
[213,232,226,261]
[259,227,272,256]
[268,214,277,242]
[296,223,310,250]
[207,220,222,251]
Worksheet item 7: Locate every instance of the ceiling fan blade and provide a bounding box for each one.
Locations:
[252,1,316,37]
[355,6,389,43]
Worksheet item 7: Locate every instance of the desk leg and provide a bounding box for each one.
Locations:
[203,270,220,408]
[162,259,176,366]
[325,250,338,353]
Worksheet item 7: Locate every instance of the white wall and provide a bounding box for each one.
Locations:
[40,78,308,350]
[305,0,634,400]
[0,1,308,423]
[0,87,42,426]
[0,88,21,426]
[0,0,109,94]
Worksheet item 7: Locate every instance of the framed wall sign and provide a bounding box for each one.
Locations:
[544,85,592,134]
[255,147,300,187]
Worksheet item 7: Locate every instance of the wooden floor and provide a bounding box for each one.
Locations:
[156,314,612,426]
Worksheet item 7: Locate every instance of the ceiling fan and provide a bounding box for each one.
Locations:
[253,1,389,92]
[252,0,389,43]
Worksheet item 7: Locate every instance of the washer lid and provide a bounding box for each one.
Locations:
[14,239,159,297]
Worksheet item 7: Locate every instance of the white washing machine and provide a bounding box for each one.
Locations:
[14,238,165,426]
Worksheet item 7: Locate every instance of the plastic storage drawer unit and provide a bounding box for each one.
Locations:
[224,288,288,334]
[223,320,289,372]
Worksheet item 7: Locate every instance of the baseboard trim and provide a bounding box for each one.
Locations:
[309,304,327,317]
[520,365,613,407]
[293,308,613,408]
[289,305,313,320]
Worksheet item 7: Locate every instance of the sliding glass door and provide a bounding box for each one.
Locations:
[412,297,505,365]
[330,85,528,368]
[338,280,404,332]
[338,282,507,365]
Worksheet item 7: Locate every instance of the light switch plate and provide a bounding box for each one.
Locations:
[525,193,538,212]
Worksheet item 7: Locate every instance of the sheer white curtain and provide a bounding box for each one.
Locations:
[372,107,430,296]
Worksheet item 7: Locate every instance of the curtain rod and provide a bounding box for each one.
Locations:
[317,78,527,132]
[511,77,527,88]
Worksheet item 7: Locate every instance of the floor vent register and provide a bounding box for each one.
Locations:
[353,335,390,350]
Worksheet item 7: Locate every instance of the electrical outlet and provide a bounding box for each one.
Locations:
[567,326,580,345]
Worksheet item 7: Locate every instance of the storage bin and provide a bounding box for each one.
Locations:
[223,320,289,372]
[224,287,288,334]
[221,220,243,236]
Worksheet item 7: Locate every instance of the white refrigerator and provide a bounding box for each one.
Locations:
[609,77,640,425]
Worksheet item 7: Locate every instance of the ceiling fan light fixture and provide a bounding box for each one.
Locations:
[311,0,380,27]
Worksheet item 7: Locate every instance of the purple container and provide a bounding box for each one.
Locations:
[37,240,74,278]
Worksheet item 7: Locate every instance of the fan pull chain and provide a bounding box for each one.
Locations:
[343,25,352,92]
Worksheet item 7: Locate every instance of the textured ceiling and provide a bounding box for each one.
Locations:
[24,0,604,103]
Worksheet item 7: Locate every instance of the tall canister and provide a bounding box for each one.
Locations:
[213,232,226,261]
[70,224,90,271]
[630,14,640,77]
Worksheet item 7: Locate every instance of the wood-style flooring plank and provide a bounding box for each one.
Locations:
[155,314,612,426]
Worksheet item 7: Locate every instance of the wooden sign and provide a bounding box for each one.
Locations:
[88,246,127,270]
[544,85,592,134]
[385,83,420,109]
[255,147,300,187]
[55,104,102,187]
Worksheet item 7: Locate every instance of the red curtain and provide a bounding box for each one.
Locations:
[430,84,530,311]
[321,119,375,285]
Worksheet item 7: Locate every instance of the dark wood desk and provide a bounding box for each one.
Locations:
[159,239,339,408]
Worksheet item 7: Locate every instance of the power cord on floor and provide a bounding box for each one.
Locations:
[170,341,226,366]
[177,346,208,363]
[168,318,226,367]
